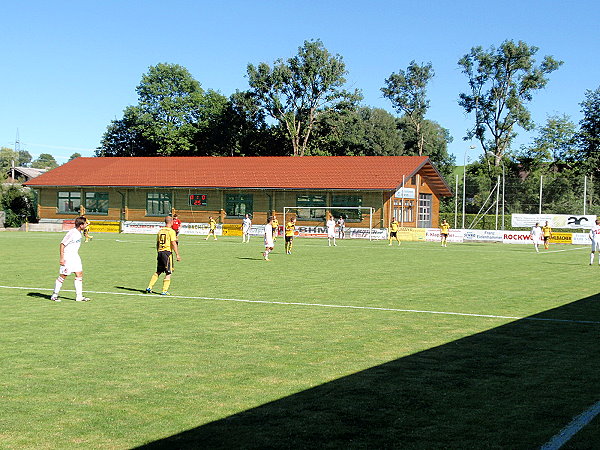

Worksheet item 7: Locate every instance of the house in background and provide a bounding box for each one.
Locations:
[24,156,452,228]
[6,167,47,183]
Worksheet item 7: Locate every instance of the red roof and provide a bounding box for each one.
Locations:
[25,156,452,195]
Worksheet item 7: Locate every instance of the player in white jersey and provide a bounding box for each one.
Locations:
[530,222,543,253]
[589,219,600,265]
[326,216,337,247]
[263,216,275,261]
[242,213,252,243]
[50,216,90,302]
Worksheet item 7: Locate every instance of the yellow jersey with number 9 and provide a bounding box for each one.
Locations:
[157,227,176,252]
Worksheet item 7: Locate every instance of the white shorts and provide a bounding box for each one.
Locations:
[264,236,274,248]
[592,240,600,252]
[60,255,82,275]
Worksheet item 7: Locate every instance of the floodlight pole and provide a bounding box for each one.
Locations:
[454,174,458,228]
[584,175,587,215]
[462,146,475,229]
[539,175,543,214]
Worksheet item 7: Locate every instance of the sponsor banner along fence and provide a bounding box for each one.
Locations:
[88,221,121,233]
[511,214,596,229]
[426,228,465,243]
[463,229,504,242]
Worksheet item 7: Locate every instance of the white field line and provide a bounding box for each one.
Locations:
[540,246,589,254]
[541,400,600,450]
[2,285,599,325]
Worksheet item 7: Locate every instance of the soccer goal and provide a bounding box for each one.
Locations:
[283,206,376,240]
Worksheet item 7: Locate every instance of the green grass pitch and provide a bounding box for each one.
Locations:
[1,232,599,449]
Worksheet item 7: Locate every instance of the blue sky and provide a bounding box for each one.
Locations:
[1,1,598,164]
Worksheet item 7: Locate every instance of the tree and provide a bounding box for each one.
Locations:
[382,61,435,156]
[135,63,205,155]
[578,86,600,175]
[247,39,361,156]
[397,117,455,180]
[0,148,32,171]
[97,106,158,156]
[518,114,577,171]
[68,152,82,161]
[458,40,562,172]
[31,153,58,169]
[310,107,405,156]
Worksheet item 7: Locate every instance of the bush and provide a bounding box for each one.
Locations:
[1,185,37,227]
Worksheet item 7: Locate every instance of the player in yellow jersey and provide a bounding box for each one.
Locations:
[205,216,218,240]
[440,219,450,247]
[271,215,279,242]
[285,217,296,254]
[146,216,181,295]
[542,221,552,250]
[388,218,400,246]
[82,216,93,242]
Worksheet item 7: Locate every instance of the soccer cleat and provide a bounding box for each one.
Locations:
[145,288,152,294]
[50,293,60,302]
[160,291,170,296]
[76,297,90,302]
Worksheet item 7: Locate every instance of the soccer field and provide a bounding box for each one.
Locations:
[1,232,599,449]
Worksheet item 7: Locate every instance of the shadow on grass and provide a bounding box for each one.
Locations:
[26,292,53,301]
[115,286,149,294]
[136,294,600,449]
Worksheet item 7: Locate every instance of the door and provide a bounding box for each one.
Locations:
[417,193,432,228]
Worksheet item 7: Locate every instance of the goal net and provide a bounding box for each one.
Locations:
[282,206,375,240]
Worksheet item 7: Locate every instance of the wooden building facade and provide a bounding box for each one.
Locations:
[25,156,452,228]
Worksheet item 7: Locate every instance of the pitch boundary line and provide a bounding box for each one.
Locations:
[541,400,600,450]
[1,285,599,325]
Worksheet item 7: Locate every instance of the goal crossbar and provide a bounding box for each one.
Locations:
[282,206,375,241]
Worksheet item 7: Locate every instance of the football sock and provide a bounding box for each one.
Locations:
[148,273,159,289]
[162,279,171,292]
[591,253,595,265]
[53,276,64,294]
[74,277,83,298]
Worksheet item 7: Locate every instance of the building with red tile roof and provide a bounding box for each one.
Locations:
[26,156,452,228]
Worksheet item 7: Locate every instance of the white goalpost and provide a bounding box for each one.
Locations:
[282,206,375,240]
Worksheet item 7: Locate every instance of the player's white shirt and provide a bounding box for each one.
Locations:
[337,218,345,228]
[242,217,252,232]
[60,227,83,275]
[589,224,600,251]
[326,219,336,238]
[530,226,543,243]
[264,223,274,247]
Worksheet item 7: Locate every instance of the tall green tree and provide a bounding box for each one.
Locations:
[518,114,577,171]
[135,63,204,155]
[578,86,600,175]
[382,61,435,156]
[458,40,562,172]
[31,153,58,169]
[247,39,361,156]
[310,107,405,156]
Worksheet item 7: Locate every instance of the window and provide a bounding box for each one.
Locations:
[393,199,414,223]
[85,192,109,215]
[58,191,81,214]
[331,195,363,221]
[225,194,253,217]
[296,195,326,219]
[146,192,172,216]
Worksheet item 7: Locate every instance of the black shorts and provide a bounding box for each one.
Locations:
[285,235,294,243]
[390,231,397,238]
[156,250,173,275]
[441,233,448,238]
[543,236,550,242]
